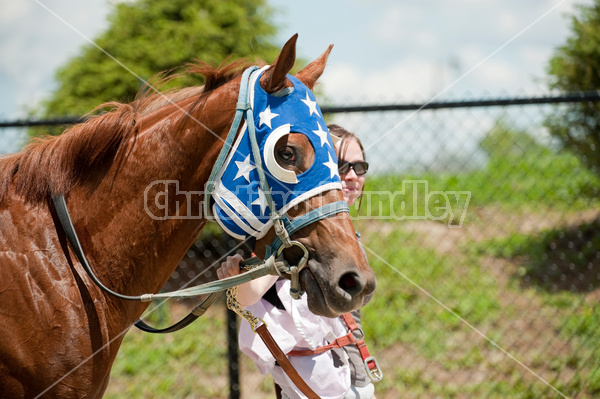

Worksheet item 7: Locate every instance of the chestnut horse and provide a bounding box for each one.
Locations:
[0,35,375,398]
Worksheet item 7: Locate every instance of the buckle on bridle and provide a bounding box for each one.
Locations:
[277,240,309,300]
[364,355,383,382]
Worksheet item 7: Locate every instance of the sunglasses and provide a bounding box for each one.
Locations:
[338,160,369,176]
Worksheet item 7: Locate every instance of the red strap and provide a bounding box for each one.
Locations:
[341,312,359,330]
[288,313,379,373]
[287,331,357,356]
[341,313,377,371]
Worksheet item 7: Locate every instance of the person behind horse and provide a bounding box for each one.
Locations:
[217,125,376,399]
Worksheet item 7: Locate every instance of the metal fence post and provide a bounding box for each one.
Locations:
[227,307,240,399]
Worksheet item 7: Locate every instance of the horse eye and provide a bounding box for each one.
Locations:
[277,146,296,164]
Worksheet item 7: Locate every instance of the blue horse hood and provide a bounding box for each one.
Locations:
[211,67,342,240]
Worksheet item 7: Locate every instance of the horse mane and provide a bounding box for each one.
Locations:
[0,58,258,205]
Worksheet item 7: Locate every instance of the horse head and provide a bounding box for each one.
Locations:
[211,35,376,317]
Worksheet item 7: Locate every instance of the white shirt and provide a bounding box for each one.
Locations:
[238,279,351,399]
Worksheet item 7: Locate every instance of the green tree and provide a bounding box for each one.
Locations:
[545,1,600,174]
[35,0,279,134]
[480,119,548,159]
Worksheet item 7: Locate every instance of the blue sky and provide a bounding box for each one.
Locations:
[0,0,593,155]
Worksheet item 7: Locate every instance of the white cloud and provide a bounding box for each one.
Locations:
[414,30,438,49]
[0,1,33,24]
[320,57,442,103]
[0,0,109,117]
[476,60,517,88]
[370,5,422,45]
[497,11,520,32]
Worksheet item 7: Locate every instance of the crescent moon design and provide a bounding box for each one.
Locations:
[263,124,299,184]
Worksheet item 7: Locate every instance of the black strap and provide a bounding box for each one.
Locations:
[135,313,199,334]
[135,292,222,334]
[262,283,285,310]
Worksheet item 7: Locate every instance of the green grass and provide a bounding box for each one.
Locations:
[105,304,230,398]
[360,229,500,352]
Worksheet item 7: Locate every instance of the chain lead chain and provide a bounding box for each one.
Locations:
[226,264,265,333]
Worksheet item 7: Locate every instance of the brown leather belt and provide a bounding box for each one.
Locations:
[256,324,320,399]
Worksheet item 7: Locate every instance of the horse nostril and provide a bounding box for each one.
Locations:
[341,273,357,288]
[338,272,363,297]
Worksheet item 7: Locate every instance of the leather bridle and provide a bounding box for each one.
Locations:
[51,65,349,329]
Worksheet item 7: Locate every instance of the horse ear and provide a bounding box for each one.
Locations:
[295,44,333,90]
[260,34,298,93]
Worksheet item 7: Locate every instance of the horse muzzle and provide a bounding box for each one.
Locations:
[300,257,377,318]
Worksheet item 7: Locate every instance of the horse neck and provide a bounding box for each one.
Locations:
[67,94,233,322]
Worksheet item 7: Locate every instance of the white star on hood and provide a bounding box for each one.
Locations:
[259,106,279,128]
[252,188,269,215]
[312,122,330,147]
[323,153,339,179]
[234,154,256,182]
[301,92,319,116]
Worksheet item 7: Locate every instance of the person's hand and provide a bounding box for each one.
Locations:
[217,254,244,280]
[216,254,278,306]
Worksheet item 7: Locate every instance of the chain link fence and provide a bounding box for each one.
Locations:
[318,94,600,399]
[2,92,599,398]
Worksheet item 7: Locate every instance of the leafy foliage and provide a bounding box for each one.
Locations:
[479,119,548,159]
[545,1,600,175]
[33,0,279,135]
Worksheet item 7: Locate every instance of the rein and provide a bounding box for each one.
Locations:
[52,193,290,302]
